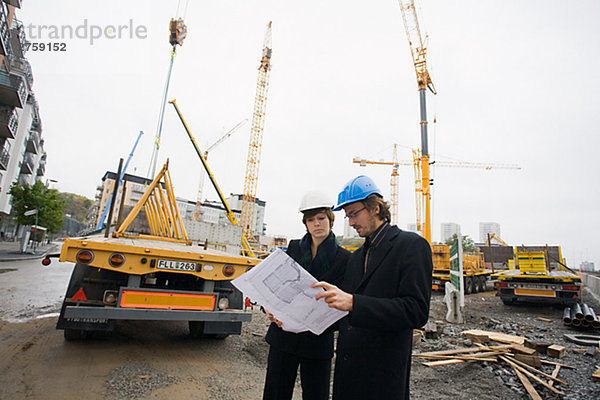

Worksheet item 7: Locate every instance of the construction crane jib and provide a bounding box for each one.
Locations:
[398,0,436,243]
[241,21,272,244]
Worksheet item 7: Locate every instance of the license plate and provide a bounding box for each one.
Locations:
[157,259,197,272]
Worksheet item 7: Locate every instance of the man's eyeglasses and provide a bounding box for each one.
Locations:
[345,207,366,220]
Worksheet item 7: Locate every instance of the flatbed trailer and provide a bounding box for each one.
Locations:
[54,235,259,340]
[492,247,581,305]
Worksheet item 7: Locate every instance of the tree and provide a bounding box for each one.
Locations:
[60,192,93,223]
[9,181,66,234]
[445,233,478,253]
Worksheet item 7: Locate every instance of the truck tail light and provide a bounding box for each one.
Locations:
[218,297,229,310]
[223,264,235,277]
[495,282,508,288]
[109,253,125,267]
[76,250,94,264]
[563,285,580,291]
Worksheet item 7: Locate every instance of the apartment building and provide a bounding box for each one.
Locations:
[0,1,47,236]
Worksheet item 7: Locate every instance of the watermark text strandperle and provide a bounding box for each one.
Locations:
[25,19,148,45]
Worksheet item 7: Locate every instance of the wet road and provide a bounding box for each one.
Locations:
[0,258,74,322]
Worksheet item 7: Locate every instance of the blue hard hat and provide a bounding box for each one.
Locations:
[333,175,382,211]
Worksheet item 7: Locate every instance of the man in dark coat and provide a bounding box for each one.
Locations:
[314,175,433,400]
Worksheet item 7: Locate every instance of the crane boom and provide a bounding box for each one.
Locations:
[169,99,254,257]
[240,21,273,244]
[195,119,248,220]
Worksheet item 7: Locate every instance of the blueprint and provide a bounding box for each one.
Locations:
[231,248,348,335]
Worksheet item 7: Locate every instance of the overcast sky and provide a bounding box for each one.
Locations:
[20,0,600,268]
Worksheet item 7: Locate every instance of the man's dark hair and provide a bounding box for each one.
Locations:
[363,194,391,223]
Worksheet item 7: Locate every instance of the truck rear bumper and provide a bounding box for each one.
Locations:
[64,306,252,322]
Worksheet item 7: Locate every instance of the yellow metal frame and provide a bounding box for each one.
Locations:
[113,160,191,245]
[59,237,259,280]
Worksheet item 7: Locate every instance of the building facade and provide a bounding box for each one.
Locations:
[0,1,47,236]
[479,222,501,243]
[441,222,460,243]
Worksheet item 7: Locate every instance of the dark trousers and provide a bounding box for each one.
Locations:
[262,346,332,400]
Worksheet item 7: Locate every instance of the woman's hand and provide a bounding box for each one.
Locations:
[264,308,283,328]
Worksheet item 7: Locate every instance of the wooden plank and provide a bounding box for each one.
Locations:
[548,365,561,388]
[547,344,566,359]
[462,329,525,345]
[416,344,512,357]
[524,338,552,354]
[510,344,537,356]
[422,351,503,367]
[511,365,543,400]
[499,356,565,395]
[420,354,497,362]
[505,355,568,386]
[540,359,575,369]
[592,368,600,382]
[536,317,553,323]
[514,354,542,368]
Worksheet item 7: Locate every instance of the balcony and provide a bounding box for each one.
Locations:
[9,19,25,57]
[20,151,34,174]
[3,1,22,9]
[0,105,17,138]
[0,143,8,170]
[26,130,39,154]
[0,70,25,107]
[8,55,32,89]
[0,5,8,56]
[36,162,45,176]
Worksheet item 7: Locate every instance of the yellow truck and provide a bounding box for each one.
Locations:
[492,246,581,305]
[44,162,259,340]
[430,244,492,293]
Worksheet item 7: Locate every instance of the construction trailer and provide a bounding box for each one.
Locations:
[430,244,492,293]
[492,246,581,305]
[45,162,259,340]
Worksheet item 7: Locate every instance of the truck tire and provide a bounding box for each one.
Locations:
[64,329,87,341]
[464,277,473,294]
[478,276,487,292]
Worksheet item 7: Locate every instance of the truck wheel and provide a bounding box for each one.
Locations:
[464,277,473,294]
[189,321,205,338]
[478,276,487,292]
[64,329,87,341]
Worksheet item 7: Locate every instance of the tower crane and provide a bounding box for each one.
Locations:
[397,0,436,243]
[353,153,520,237]
[240,21,273,244]
[194,119,248,221]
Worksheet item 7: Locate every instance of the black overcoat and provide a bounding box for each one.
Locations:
[265,236,350,359]
[332,225,433,400]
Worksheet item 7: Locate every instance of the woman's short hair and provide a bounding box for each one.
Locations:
[362,194,391,223]
[302,207,335,229]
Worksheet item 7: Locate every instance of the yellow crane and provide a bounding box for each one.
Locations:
[240,21,273,244]
[353,153,521,237]
[194,119,248,221]
[397,0,436,243]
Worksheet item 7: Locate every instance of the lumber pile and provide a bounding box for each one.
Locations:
[414,329,575,399]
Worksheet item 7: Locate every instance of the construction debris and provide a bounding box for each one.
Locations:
[414,329,579,398]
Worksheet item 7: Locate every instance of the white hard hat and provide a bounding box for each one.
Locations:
[298,190,333,212]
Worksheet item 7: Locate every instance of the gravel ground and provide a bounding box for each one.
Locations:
[1,284,599,399]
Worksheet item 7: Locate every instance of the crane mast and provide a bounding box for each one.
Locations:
[398,0,435,243]
[240,21,273,244]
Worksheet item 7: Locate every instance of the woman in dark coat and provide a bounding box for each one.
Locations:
[262,191,350,400]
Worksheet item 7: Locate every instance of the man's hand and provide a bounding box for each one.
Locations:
[264,308,283,328]
[312,281,353,312]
